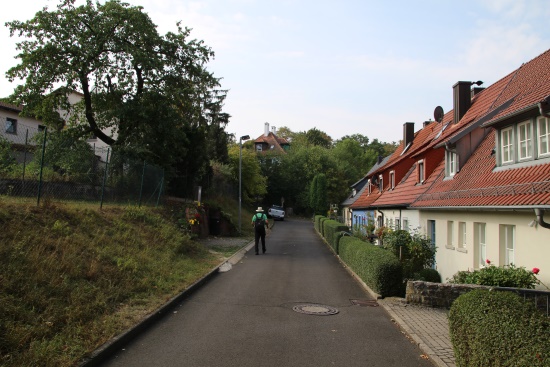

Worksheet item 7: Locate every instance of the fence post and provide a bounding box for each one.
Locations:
[138,160,146,207]
[37,127,47,206]
[156,169,164,207]
[100,148,110,210]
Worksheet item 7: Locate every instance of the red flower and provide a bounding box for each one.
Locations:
[533,267,540,275]
[486,259,491,265]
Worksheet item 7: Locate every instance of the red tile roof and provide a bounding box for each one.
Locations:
[254,132,289,154]
[411,130,550,208]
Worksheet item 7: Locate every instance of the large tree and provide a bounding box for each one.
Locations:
[6,0,230,193]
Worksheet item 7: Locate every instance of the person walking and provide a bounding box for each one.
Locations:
[251,207,269,255]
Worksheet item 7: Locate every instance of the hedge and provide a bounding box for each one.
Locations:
[314,215,324,232]
[319,217,328,237]
[321,219,349,253]
[449,289,550,367]
[338,236,403,297]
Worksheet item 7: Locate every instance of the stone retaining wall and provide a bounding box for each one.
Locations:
[405,281,491,308]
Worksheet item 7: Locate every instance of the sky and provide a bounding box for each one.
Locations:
[1,0,550,144]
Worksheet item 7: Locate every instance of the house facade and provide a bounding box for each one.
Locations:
[0,101,44,163]
[254,122,290,154]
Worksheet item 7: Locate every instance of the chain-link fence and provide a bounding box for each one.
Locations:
[0,117,164,207]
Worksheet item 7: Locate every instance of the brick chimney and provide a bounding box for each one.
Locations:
[403,122,414,147]
[453,81,472,124]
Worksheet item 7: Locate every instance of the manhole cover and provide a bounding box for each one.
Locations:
[292,304,339,316]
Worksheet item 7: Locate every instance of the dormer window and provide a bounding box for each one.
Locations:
[517,121,533,161]
[351,188,357,197]
[417,159,425,183]
[389,171,395,190]
[538,116,550,157]
[256,144,263,152]
[367,179,372,195]
[378,174,383,193]
[446,151,458,177]
[501,126,513,163]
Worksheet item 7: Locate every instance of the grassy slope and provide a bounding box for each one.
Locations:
[0,199,242,367]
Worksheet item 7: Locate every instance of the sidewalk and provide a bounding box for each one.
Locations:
[378,298,456,367]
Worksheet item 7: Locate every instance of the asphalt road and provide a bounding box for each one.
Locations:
[99,218,434,367]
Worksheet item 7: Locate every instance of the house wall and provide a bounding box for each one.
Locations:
[1,111,43,144]
[350,209,375,231]
[378,208,420,232]
[419,210,550,289]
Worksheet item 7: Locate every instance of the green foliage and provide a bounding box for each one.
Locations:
[0,201,216,367]
[449,289,550,367]
[309,173,328,215]
[382,229,436,279]
[314,215,325,232]
[0,136,18,174]
[339,236,404,297]
[321,219,349,253]
[228,144,267,205]
[449,264,539,289]
[412,268,441,283]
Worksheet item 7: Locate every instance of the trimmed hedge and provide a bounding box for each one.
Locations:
[449,289,550,367]
[322,219,349,253]
[319,217,329,237]
[314,215,324,232]
[339,236,403,297]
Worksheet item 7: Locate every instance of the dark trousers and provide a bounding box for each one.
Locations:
[254,227,266,254]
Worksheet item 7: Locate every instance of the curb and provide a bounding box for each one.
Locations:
[79,239,254,367]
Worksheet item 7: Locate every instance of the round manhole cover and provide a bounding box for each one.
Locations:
[292,304,339,316]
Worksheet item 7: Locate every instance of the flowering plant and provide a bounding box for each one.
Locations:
[532,267,549,290]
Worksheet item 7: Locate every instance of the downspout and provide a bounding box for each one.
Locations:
[534,209,550,229]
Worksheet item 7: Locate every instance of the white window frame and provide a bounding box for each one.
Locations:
[446,221,454,249]
[446,151,458,177]
[402,218,409,231]
[417,159,425,183]
[538,116,550,157]
[474,222,486,269]
[501,126,514,164]
[458,222,466,251]
[367,179,372,195]
[517,120,532,161]
[378,174,383,193]
[394,218,400,230]
[500,224,515,266]
[256,144,263,152]
[389,170,395,190]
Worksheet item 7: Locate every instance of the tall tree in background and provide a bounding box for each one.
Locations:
[309,173,328,215]
[5,0,229,195]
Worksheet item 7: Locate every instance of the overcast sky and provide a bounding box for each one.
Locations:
[1,0,549,143]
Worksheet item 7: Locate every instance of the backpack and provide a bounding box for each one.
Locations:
[254,213,266,230]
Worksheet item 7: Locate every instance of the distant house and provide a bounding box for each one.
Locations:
[0,101,44,163]
[254,122,290,154]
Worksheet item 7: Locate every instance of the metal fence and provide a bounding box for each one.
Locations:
[0,117,164,207]
[494,287,550,317]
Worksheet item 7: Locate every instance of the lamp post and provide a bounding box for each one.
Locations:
[239,134,250,234]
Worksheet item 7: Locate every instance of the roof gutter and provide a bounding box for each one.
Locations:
[410,205,550,211]
[535,209,550,229]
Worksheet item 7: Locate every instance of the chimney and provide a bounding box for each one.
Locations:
[264,122,270,137]
[271,126,277,136]
[378,155,384,164]
[403,122,414,147]
[423,120,432,128]
[453,81,472,124]
[472,87,485,97]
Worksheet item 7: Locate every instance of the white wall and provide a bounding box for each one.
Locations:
[419,210,550,290]
[379,208,421,232]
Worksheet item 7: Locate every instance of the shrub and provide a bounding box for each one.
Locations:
[322,220,349,253]
[449,263,538,289]
[412,268,441,283]
[314,215,325,232]
[383,229,436,280]
[449,289,550,367]
[339,236,403,297]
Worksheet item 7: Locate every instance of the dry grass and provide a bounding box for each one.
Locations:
[0,198,223,367]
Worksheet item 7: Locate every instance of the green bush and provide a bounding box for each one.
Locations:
[314,215,325,232]
[322,220,349,252]
[382,229,436,280]
[449,264,538,289]
[339,236,403,297]
[412,268,441,283]
[319,217,328,237]
[449,289,550,367]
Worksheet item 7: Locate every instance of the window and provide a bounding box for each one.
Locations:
[446,151,458,177]
[538,116,550,156]
[427,220,436,246]
[367,179,372,195]
[458,222,466,250]
[5,118,17,134]
[517,121,532,160]
[500,225,515,265]
[394,218,400,230]
[417,160,425,183]
[403,218,409,231]
[256,144,263,152]
[474,223,486,269]
[501,127,514,163]
[389,171,395,190]
[378,175,383,193]
[447,221,454,249]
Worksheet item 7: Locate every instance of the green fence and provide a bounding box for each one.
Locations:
[0,119,164,207]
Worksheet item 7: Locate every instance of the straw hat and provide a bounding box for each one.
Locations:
[256,207,263,212]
